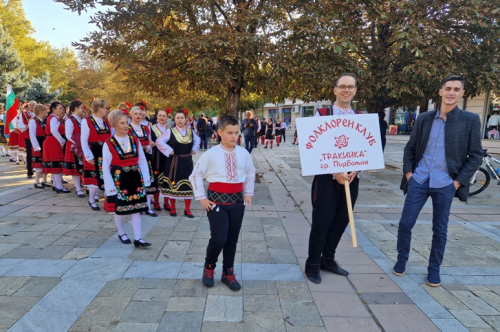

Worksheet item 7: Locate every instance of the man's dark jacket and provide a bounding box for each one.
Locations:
[400,106,483,202]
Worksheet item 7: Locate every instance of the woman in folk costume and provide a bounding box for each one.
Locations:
[150,107,171,211]
[29,104,50,188]
[42,102,70,193]
[274,117,283,146]
[156,109,200,218]
[63,100,86,198]
[117,102,131,117]
[16,105,28,163]
[8,108,20,163]
[264,118,276,149]
[103,110,151,248]
[129,106,157,217]
[81,98,112,211]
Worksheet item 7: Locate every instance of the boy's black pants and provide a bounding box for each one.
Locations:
[205,202,245,270]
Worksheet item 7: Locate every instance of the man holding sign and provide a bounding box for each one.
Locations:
[394,75,483,287]
[304,73,361,284]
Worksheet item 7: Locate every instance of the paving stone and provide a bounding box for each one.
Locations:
[280,299,323,326]
[277,281,312,300]
[242,263,303,281]
[12,277,60,297]
[122,261,182,279]
[349,273,402,293]
[311,291,371,317]
[427,286,469,310]
[139,279,177,290]
[132,288,171,302]
[244,294,281,312]
[157,312,203,332]
[7,311,81,332]
[61,247,95,260]
[0,296,41,329]
[114,322,159,332]
[406,293,454,319]
[361,292,413,305]
[481,316,500,331]
[0,276,31,296]
[166,296,206,312]
[471,290,500,312]
[322,317,380,332]
[432,318,471,332]
[451,291,500,316]
[369,304,441,332]
[69,296,130,331]
[97,278,142,297]
[449,309,490,328]
[62,257,131,281]
[1,247,42,259]
[242,281,278,295]
[157,241,190,261]
[201,322,244,332]
[204,295,243,322]
[120,301,167,323]
[243,312,286,332]
[171,279,208,297]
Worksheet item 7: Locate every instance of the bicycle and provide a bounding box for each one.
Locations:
[469,149,500,196]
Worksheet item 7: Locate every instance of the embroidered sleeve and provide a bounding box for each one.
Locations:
[65,119,75,144]
[138,142,151,186]
[28,119,40,150]
[192,130,201,153]
[102,143,117,196]
[81,119,94,161]
[243,150,256,196]
[156,129,173,157]
[50,116,65,145]
[189,152,209,200]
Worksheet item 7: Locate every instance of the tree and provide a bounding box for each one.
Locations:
[0,23,28,102]
[290,0,500,112]
[0,0,79,98]
[24,73,62,103]
[56,0,323,117]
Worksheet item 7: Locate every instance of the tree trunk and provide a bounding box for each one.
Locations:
[225,77,243,118]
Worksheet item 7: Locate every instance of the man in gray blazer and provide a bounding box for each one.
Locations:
[394,75,483,287]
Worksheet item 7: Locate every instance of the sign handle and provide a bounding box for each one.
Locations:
[344,172,358,247]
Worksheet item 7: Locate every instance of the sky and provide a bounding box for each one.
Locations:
[23,0,103,49]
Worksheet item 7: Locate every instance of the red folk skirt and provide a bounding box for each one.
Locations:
[8,132,19,150]
[63,142,83,176]
[83,143,105,190]
[42,136,65,174]
[18,134,26,155]
[32,136,45,170]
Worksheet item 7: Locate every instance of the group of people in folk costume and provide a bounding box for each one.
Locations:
[2,98,257,292]
[256,116,290,149]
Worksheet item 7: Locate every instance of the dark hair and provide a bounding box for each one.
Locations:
[378,111,385,121]
[442,75,465,88]
[69,100,83,115]
[218,115,239,131]
[175,110,186,118]
[336,73,357,87]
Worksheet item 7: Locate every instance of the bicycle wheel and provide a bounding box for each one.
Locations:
[469,168,490,196]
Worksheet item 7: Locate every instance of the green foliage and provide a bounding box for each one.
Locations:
[24,73,62,103]
[0,23,28,102]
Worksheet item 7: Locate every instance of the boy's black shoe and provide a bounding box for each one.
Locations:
[320,261,349,276]
[221,267,241,291]
[202,264,215,287]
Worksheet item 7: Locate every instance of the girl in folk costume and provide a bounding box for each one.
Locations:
[103,110,151,248]
[259,118,267,144]
[64,101,86,198]
[150,108,171,211]
[292,129,298,145]
[157,109,200,218]
[0,107,7,156]
[264,118,276,149]
[8,109,20,163]
[42,102,70,193]
[129,106,157,217]
[16,105,28,163]
[82,98,112,211]
[29,104,50,188]
[274,117,282,146]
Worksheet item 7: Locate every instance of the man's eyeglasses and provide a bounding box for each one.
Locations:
[336,85,356,91]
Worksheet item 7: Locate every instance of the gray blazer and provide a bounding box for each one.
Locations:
[400,107,483,202]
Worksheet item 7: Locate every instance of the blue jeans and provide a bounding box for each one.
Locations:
[244,135,255,153]
[396,177,456,275]
[199,132,207,150]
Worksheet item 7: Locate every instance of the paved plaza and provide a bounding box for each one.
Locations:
[1,138,500,332]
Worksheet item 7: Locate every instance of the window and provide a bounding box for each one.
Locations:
[268,109,277,120]
[302,106,314,117]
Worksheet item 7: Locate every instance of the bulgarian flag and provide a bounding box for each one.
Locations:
[5,84,20,135]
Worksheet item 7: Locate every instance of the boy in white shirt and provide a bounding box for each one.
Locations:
[189,115,256,291]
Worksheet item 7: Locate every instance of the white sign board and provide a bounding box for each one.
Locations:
[296,114,385,176]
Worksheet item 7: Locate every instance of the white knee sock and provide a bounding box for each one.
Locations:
[53,173,63,189]
[42,173,47,183]
[35,170,42,184]
[131,213,142,240]
[72,175,81,191]
[88,187,98,203]
[147,195,152,210]
[114,214,126,235]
